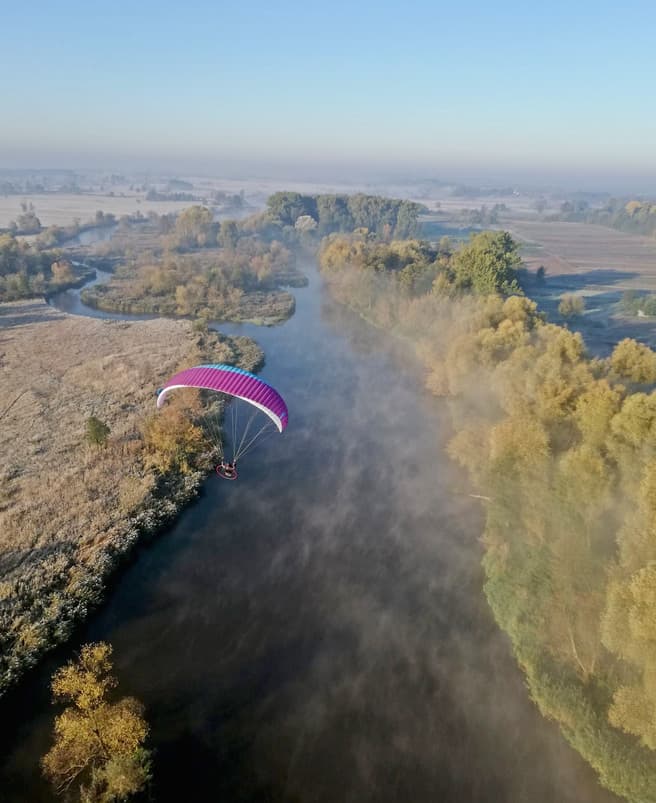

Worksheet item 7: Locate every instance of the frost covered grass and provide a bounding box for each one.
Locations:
[0,300,262,695]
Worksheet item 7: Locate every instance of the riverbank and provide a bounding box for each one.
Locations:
[75,227,304,325]
[80,283,296,326]
[317,247,656,803]
[0,299,262,697]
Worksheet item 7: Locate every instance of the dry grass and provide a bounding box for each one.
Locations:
[0,300,261,692]
[504,221,656,354]
[0,194,197,228]
[509,221,656,287]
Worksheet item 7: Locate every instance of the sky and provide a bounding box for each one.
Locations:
[2,0,656,186]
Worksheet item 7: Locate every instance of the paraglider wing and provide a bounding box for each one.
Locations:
[156,364,288,433]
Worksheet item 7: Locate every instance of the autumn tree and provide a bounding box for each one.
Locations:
[173,205,216,250]
[610,338,656,383]
[558,293,585,318]
[51,260,76,285]
[143,391,206,473]
[42,642,151,801]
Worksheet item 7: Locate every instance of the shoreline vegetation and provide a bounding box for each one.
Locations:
[0,299,262,698]
[78,239,298,325]
[318,231,656,803]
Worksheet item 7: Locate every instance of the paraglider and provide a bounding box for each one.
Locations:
[216,460,238,480]
[156,364,288,479]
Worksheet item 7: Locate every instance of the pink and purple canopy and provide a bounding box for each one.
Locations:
[156,364,288,433]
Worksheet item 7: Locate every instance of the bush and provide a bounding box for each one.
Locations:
[85,416,111,447]
[558,293,585,318]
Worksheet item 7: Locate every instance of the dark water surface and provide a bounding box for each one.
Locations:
[0,261,617,802]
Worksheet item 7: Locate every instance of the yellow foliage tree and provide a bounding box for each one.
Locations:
[41,642,150,801]
[142,403,206,474]
[610,338,656,384]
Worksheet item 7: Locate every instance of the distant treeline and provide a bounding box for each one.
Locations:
[0,206,119,242]
[319,230,656,803]
[264,191,425,238]
[553,198,656,237]
[117,194,425,254]
[145,189,198,202]
[455,203,507,226]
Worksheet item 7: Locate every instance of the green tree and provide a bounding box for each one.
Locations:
[452,231,522,295]
[41,642,151,801]
[316,194,354,234]
[85,416,111,447]
[266,192,317,226]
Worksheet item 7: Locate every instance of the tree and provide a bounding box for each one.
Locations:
[316,194,353,234]
[294,214,318,232]
[558,293,585,318]
[217,219,239,250]
[85,416,111,447]
[452,231,522,295]
[14,201,41,233]
[266,192,317,227]
[173,206,215,249]
[51,260,76,285]
[394,200,422,237]
[610,338,656,383]
[42,642,151,801]
[142,398,205,473]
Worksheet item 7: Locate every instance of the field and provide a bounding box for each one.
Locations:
[509,220,656,284]
[501,220,656,354]
[0,192,202,228]
[0,299,262,693]
[0,174,382,230]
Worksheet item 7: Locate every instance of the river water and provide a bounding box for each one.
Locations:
[0,258,617,802]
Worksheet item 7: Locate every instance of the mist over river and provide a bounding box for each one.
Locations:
[0,259,618,802]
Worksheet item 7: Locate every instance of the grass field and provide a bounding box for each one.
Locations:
[507,220,656,354]
[509,220,656,284]
[0,193,199,228]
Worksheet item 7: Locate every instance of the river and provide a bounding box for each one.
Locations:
[0,256,617,802]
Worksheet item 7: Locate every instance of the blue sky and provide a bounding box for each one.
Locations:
[2,0,656,181]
